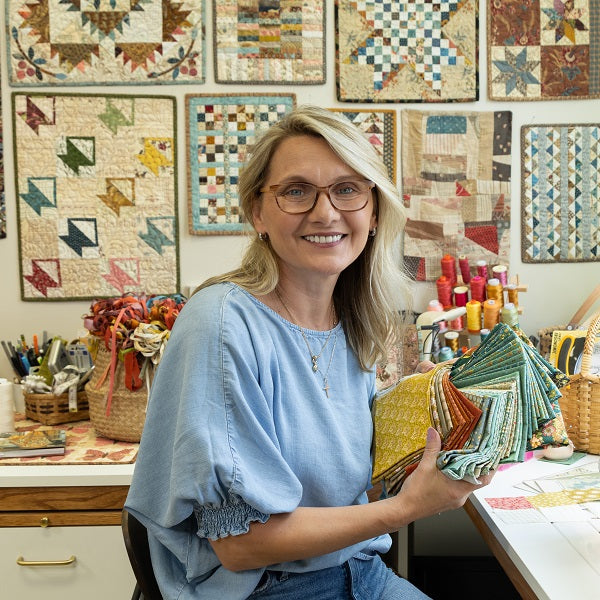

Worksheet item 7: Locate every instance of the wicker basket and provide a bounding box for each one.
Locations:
[559,311,600,454]
[85,346,149,442]
[24,392,89,425]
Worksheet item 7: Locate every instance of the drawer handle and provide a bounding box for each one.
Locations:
[16,555,76,567]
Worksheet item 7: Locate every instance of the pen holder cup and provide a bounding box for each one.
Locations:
[85,346,148,443]
[24,392,89,426]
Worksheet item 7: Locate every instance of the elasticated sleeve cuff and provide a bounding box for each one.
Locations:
[194,494,270,540]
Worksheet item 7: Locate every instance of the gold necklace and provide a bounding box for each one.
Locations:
[275,288,338,397]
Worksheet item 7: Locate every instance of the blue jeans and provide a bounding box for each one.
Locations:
[248,553,431,599]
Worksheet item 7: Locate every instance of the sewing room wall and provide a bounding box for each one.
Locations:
[1,0,599,381]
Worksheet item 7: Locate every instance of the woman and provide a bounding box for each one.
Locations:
[125,105,493,599]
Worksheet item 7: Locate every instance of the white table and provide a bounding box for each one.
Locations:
[464,452,600,600]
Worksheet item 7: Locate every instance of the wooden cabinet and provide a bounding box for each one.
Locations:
[0,468,137,598]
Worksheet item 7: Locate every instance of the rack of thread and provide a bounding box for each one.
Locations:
[428,254,527,361]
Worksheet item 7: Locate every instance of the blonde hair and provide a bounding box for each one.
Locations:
[197,105,412,369]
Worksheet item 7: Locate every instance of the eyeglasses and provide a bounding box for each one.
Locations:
[260,179,375,214]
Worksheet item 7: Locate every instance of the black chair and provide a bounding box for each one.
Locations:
[122,508,163,600]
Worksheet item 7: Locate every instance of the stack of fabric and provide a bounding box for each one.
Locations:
[372,323,570,495]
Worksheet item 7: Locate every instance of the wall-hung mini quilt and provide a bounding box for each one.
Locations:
[521,124,600,263]
[330,109,397,182]
[213,0,325,83]
[336,0,478,102]
[7,0,205,85]
[401,109,512,282]
[13,93,179,301]
[0,73,5,239]
[186,94,296,235]
[488,0,600,100]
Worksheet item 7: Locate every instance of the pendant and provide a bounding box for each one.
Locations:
[323,378,330,398]
[312,355,318,372]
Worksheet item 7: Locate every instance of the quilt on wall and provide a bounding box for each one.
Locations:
[13,93,179,301]
[488,0,600,100]
[8,0,205,85]
[522,124,600,262]
[336,0,478,102]
[214,0,325,83]
[187,94,296,235]
[0,75,4,239]
[401,110,512,281]
[330,109,397,182]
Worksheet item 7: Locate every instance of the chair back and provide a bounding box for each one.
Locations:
[122,508,163,600]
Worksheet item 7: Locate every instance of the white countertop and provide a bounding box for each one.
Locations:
[469,453,600,600]
[0,462,135,487]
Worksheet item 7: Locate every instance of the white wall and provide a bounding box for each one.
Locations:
[1,1,599,380]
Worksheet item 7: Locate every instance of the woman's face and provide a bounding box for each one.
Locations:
[253,134,377,288]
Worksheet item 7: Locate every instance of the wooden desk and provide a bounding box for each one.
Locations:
[1,451,136,598]
[464,453,600,600]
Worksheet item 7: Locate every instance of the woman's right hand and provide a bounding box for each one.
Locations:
[390,427,495,524]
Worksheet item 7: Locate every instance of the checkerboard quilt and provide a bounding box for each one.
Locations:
[488,0,600,100]
[13,93,179,300]
[7,0,205,85]
[187,94,296,235]
[522,124,600,262]
[336,0,478,102]
[213,0,325,83]
[402,110,512,281]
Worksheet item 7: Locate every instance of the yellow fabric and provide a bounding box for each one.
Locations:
[371,365,441,482]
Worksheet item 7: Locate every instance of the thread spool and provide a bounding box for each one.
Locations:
[441,254,457,285]
[470,275,486,302]
[505,283,519,307]
[458,255,471,284]
[427,299,447,331]
[476,260,488,280]
[483,299,501,330]
[449,315,464,331]
[437,346,455,362]
[501,302,519,328]
[480,328,490,342]
[492,265,508,286]
[436,276,453,309]
[444,331,459,353]
[486,278,504,307]
[453,286,469,307]
[466,299,482,334]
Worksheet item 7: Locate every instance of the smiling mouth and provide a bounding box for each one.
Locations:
[303,234,344,244]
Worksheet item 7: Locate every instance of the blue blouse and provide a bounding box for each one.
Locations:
[125,283,390,599]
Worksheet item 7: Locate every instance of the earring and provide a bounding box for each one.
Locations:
[258,232,268,241]
[369,227,377,237]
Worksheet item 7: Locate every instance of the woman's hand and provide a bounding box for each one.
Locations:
[391,427,495,524]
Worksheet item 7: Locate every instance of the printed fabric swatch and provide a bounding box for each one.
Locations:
[1,414,138,465]
[522,124,600,263]
[214,0,325,83]
[7,0,205,85]
[336,0,478,102]
[401,109,512,281]
[13,93,179,301]
[488,0,600,100]
[187,94,296,235]
[330,109,397,181]
[372,322,571,495]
